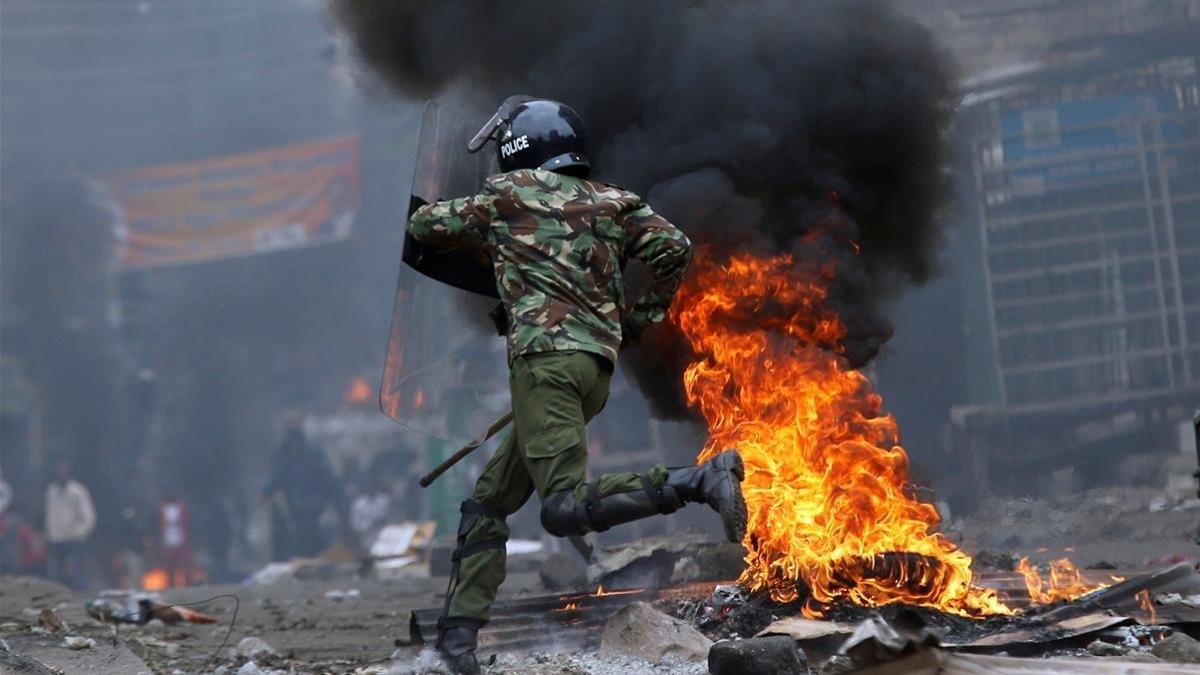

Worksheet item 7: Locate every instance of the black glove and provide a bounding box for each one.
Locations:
[488,303,510,336]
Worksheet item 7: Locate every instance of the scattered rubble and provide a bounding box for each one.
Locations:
[84,598,142,625]
[131,634,181,658]
[322,588,361,601]
[599,601,712,664]
[1150,632,1200,664]
[62,636,95,651]
[0,643,59,675]
[1086,638,1129,656]
[236,636,277,659]
[140,599,218,625]
[708,635,808,674]
[6,539,1200,674]
[587,533,745,588]
[36,609,67,634]
[835,611,941,669]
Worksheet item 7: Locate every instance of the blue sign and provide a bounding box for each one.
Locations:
[999,91,1180,194]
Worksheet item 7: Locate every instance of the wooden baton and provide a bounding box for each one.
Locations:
[419,410,514,488]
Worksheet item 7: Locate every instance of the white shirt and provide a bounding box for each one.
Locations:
[44,480,97,543]
[350,493,391,534]
[0,477,12,516]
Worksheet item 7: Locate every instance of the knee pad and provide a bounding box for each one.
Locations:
[540,478,682,537]
[540,490,587,537]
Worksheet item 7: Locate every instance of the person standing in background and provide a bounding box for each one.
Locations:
[0,470,12,524]
[44,459,96,588]
[158,484,193,586]
[261,413,341,559]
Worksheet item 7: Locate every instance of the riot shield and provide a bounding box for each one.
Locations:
[379,102,511,445]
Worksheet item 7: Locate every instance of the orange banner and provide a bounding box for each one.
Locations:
[104,134,360,269]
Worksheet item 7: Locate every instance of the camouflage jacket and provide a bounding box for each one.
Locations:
[408,169,692,365]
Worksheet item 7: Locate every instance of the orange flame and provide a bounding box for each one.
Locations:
[592,584,640,598]
[344,376,372,405]
[142,567,169,591]
[1016,557,1106,605]
[675,251,1010,617]
[1137,589,1156,625]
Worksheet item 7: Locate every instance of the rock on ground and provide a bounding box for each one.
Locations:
[1150,632,1200,663]
[708,636,808,674]
[236,636,277,658]
[600,601,712,665]
[1086,639,1129,657]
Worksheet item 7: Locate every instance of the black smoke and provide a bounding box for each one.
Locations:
[332,0,958,417]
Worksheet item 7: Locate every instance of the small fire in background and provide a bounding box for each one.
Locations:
[675,249,1102,617]
[343,375,372,406]
[413,387,426,409]
[142,568,169,591]
[1137,589,1157,625]
[1016,557,1106,605]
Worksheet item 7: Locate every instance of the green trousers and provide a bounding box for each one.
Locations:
[445,350,668,622]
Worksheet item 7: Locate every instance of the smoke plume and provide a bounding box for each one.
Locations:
[332,0,958,417]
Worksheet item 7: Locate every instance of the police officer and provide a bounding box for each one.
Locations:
[407,96,747,674]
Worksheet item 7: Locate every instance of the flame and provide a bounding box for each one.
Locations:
[1016,557,1106,605]
[592,584,640,598]
[674,250,1011,617]
[344,376,372,405]
[1137,589,1157,625]
[557,601,579,612]
[142,567,169,591]
[413,387,426,409]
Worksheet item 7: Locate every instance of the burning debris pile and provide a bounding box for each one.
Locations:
[676,247,1015,617]
[673,246,1115,618]
[398,557,1200,672]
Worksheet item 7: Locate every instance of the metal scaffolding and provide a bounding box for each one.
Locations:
[970,93,1200,417]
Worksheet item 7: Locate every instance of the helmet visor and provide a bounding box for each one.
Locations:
[466,94,535,153]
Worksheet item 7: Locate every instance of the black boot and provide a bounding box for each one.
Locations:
[540,450,747,543]
[665,450,747,543]
[435,619,481,675]
[434,501,506,675]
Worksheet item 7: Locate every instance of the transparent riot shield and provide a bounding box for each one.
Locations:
[379,102,511,446]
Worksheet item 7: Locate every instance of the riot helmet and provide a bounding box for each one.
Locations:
[468,95,591,178]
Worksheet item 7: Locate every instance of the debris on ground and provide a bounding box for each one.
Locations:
[703,584,750,625]
[139,599,218,625]
[835,610,941,670]
[236,636,277,659]
[587,533,745,588]
[599,600,712,664]
[6,531,1200,674]
[62,636,95,650]
[0,642,59,675]
[708,635,808,674]
[131,634,181,658]
[322,588,361,601]
[1149,632,1200,664]
[366,521,437,579]
[84,597,142,625]
[37,609,67,634]
[1086,638,1130,657]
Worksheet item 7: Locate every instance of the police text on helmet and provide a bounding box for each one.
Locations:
[500,135,530,159]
